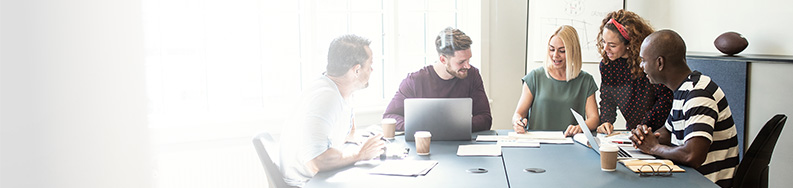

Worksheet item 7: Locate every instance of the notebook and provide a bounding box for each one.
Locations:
[404,98,472,141]
[570,108,655,160]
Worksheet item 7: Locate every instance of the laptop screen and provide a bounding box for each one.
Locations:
[404,98,472,141]
[571,108,600,153]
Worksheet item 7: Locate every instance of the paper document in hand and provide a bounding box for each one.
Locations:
[457,145,501,156]
[368,160,439,176]
[497,139,540,147]
[508,131,566,140]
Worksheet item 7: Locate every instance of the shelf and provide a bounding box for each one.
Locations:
[687,51,793,63]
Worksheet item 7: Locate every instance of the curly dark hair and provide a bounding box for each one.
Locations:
[596,10,654,79]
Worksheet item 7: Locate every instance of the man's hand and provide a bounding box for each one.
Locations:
[356,133,386,161]
[629,125,660,154]
[564,125,582,137]
[597,122,614,135]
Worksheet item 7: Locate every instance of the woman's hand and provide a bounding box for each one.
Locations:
[597,122,614,135]
[512,117,527,134]
[564,125,582,137]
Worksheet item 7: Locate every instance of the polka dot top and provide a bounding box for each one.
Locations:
[598,58,673,131]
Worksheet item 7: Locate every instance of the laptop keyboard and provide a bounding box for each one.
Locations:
[617,148,631,158]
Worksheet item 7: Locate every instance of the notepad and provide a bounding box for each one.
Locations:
[369,160,439,176]
[456,145,502,156]
[620,159,685,173]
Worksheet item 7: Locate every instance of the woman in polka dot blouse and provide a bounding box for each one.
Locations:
[595,10,672,133]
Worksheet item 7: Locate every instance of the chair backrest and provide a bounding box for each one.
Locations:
[252,132,294,188]
[733,114,787,188]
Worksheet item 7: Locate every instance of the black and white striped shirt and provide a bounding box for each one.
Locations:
[666,71,739,188]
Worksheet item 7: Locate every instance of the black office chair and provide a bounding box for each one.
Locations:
[252,132,296,188]
[733,114,787,188]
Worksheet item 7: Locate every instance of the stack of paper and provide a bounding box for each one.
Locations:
[475,135,509,142]
[456,145,502,156]
[507,132,573,144]
[369,160,439,176]
[508,131,566,140]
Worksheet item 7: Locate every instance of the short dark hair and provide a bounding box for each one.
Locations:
[326,34,371,77]
[435,27,472,57]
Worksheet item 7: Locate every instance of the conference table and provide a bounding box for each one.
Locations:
[305,130,719,188]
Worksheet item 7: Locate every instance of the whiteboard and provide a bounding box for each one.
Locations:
[527,0,623,63]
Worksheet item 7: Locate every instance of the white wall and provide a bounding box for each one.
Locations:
[0,0,151,188]
[485,0,528,130]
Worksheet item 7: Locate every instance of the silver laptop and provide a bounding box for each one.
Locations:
[404,98,472,141]
[570,108,655,160]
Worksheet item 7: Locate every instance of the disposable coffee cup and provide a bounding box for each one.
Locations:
[381,118,397,139]
[600,144,619,171]
[415,131,432,155]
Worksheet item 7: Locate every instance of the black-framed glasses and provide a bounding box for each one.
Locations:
[638,164,673,177]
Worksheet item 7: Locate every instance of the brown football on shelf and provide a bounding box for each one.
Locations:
[714,32,748,56]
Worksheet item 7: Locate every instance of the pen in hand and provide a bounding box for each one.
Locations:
[369,132,390,143]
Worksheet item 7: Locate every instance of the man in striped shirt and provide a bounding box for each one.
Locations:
[631,29,739,188]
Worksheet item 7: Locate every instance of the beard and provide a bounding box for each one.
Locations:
[446,65,469,79]
[360,74,370,89]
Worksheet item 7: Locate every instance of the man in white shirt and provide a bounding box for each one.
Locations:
[279,35,385,187]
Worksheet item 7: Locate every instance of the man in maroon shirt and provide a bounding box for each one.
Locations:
[383,27,492,132]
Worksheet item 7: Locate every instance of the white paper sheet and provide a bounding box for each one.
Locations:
[456,145,502,156]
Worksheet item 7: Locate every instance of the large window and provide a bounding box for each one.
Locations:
[144,1,481,187]
[144,0,481,142]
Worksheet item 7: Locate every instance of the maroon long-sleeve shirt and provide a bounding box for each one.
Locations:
[383,65,492,132]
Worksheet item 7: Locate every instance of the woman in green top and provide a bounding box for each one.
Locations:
[512,25,602,137]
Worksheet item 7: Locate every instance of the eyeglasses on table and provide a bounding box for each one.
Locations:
[638,164,673,177]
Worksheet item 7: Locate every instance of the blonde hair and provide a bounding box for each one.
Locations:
[544,25,582,82]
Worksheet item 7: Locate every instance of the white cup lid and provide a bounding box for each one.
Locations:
[381,118,397,124]
[599,144,619,152]
[414,131,431,137]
